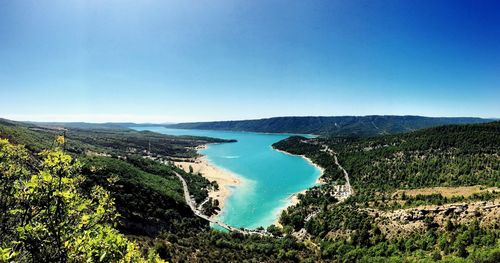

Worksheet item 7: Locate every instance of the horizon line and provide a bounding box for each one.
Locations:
[2,114,497,125]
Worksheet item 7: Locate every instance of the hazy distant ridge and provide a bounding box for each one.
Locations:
[167,116,493,136]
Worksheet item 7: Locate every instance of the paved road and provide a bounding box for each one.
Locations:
[174,172,271,236]
[320,144,353,197]
[294,142,355,241]
[197,197,210,211]
[171,142,354,237]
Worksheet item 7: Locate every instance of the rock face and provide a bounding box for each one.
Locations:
[374,200,500,239]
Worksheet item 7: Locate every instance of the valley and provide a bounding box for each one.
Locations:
[1,118,498,262]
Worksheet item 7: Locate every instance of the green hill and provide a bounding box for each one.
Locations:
[167,115,492,136]
[0,118,222,236]
[0,118,316,262]
[2,118,499,262]
[273,121,500,261]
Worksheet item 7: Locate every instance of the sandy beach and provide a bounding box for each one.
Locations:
[174,150,242,214]
[302,155,325,185]
[175,145,324,226]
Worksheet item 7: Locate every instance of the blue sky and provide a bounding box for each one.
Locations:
[1,0,499,122]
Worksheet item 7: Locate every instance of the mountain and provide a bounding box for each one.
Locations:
[27,121,168,130]
[167,115,493,136]
[274,121,500,261]
[1,118,499,262]
[0,118,234,236]
[0,118,232,158]
[0,118,316,262]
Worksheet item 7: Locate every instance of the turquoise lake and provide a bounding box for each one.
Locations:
[132,127,321,229]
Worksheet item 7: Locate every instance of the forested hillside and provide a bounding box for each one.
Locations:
[2,118,499,262]
[0,118,233,158]
[0,119,316,262]
[167,115,491,136]
[274,121,500,261]
[0,119,219,239]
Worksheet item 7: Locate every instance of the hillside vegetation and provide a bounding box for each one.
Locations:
[0,118,233,158]
[167,115,491,136]
[274,121,500,261]
[2,118,499,262]
[0,138,167,262]
[0,119,316,262]
[0,119,220,236]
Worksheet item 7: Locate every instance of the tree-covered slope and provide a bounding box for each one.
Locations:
[0,119,216,236]
[167,115,492,136]
[0,118,318,262]
[274,121,500,261]
[275,121,500,192]
[3,118,499,262]
[0,118,233,158]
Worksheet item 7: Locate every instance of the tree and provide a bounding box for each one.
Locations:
[0,138,165,262]
[0,138,30,245]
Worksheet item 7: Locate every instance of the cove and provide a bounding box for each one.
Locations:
[132,127,322,229]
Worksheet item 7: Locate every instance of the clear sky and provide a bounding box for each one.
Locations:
[1,0,499,123]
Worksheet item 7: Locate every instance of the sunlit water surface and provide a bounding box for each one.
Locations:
[132,127,321,229]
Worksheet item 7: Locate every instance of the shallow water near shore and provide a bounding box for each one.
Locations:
[132,127,321,229]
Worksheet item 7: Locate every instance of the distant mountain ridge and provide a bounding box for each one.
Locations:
[26,121,169,130]
[166,115,494,137]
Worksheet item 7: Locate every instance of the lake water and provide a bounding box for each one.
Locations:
[132,127,321,229]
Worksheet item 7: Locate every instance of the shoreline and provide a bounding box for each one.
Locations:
[176,144,325,228]
[273,189,309,228]
[164,126,318,138]
[274,148,325,185]
[174,145,242,219]
[272,147,325,226]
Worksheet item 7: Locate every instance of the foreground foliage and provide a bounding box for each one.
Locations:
[0,138,164,262]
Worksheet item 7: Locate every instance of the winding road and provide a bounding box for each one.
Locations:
[172,141,352,237]
[293,141,355,241]
[173,172,271,236]
[320,144,353,197]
